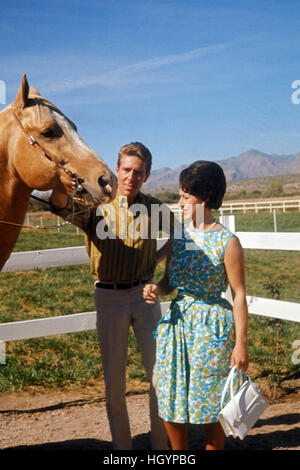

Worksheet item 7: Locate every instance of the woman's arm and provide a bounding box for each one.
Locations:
[224,236,249,371]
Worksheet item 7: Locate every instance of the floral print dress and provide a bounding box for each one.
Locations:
[155,224,236,424]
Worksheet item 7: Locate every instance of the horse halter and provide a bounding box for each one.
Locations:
[0,109,89,231]
[11,108,85,193]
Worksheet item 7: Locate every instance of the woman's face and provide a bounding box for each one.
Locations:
[178,187,205,223]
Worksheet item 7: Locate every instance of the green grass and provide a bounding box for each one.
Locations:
[0,211,299,395]
[245,250,300,303]
[234,211,300,232]
[0,332,102,392]
[13,226,85,252]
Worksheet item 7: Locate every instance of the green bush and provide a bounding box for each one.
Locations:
[264,179,284,197]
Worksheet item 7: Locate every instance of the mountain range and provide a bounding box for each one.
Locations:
[144,149,300,191]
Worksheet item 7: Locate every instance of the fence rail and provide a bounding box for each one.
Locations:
[1,295,299,344]
[168,199,300,214]
[221,199,300,213]
[3,231,300,274]
[1,222,299,346]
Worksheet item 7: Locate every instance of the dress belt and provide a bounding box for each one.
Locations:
[95,280,148,290]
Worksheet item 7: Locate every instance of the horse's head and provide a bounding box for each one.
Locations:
[11,74,117,205]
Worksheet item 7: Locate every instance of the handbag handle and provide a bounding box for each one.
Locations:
[220,365,245,409]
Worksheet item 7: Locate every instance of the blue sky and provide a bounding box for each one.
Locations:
[1,0,300,170]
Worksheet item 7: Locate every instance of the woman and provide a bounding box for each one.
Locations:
[143,160,249,450]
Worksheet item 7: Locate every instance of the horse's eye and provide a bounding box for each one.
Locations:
[41,129,56,139]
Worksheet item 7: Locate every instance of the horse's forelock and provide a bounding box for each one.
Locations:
[50,108,77,132]
[28,96,77,132]
[51,110,93,154]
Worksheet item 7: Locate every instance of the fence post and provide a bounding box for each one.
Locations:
[273,209,277,232]
[0,341,6,364]
[219,214,236,233]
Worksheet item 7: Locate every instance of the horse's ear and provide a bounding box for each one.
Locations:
[29,86,41,96]
[13,74,30,110]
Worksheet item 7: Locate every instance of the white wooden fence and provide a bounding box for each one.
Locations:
[221,198,300,214]
[0,216,299,363]
[169,198,300,214]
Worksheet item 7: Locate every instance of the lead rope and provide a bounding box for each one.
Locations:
[0,194,90,230]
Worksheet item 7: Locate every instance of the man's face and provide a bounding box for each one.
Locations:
[116,155,149,203]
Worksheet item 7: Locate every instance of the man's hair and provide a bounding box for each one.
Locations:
[179,160,226,210]
[117,142,152,173]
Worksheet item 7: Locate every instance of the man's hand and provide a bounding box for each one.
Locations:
[51,175,77,209]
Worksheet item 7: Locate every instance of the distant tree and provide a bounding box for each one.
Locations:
[264,179,284,197]
[250,190,262,198]
[238,189,247,199]
[224,189,247,200]
[151,192,179,203]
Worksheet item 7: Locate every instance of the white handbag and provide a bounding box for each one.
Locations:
[218,365,268,440]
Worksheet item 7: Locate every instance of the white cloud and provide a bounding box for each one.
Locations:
[44,42,230,94]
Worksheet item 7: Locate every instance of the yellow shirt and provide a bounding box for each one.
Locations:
[51,192,173,282]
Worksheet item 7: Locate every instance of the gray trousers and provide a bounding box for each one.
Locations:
[95,284,168,450]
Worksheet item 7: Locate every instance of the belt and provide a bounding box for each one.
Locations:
[95,280,148,290]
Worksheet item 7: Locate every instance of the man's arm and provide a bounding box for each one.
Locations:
[155,238,170,264]
[144,237,175,302]
[50,187,92,232]
[50,189,68,209]
[155,201,175,264]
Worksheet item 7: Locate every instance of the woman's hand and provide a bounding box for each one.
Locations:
[230,343,249,371]
[143,283,159,304]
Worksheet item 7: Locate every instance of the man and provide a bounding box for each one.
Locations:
[50,142,172,450]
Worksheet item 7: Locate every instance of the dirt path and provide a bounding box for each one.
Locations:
[0,389,300,452]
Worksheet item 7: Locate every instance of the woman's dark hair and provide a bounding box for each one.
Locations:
[179,160,226,210]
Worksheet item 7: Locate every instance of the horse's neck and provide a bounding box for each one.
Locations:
[0,162,31,263]
[0,182,31,220]
[0,184,31,270]
[0,107,14,183]
[0,106,31,269]
[0,105,31,227]
[0,168,31,227]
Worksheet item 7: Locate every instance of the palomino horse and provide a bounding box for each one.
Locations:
[0,74,117,270]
